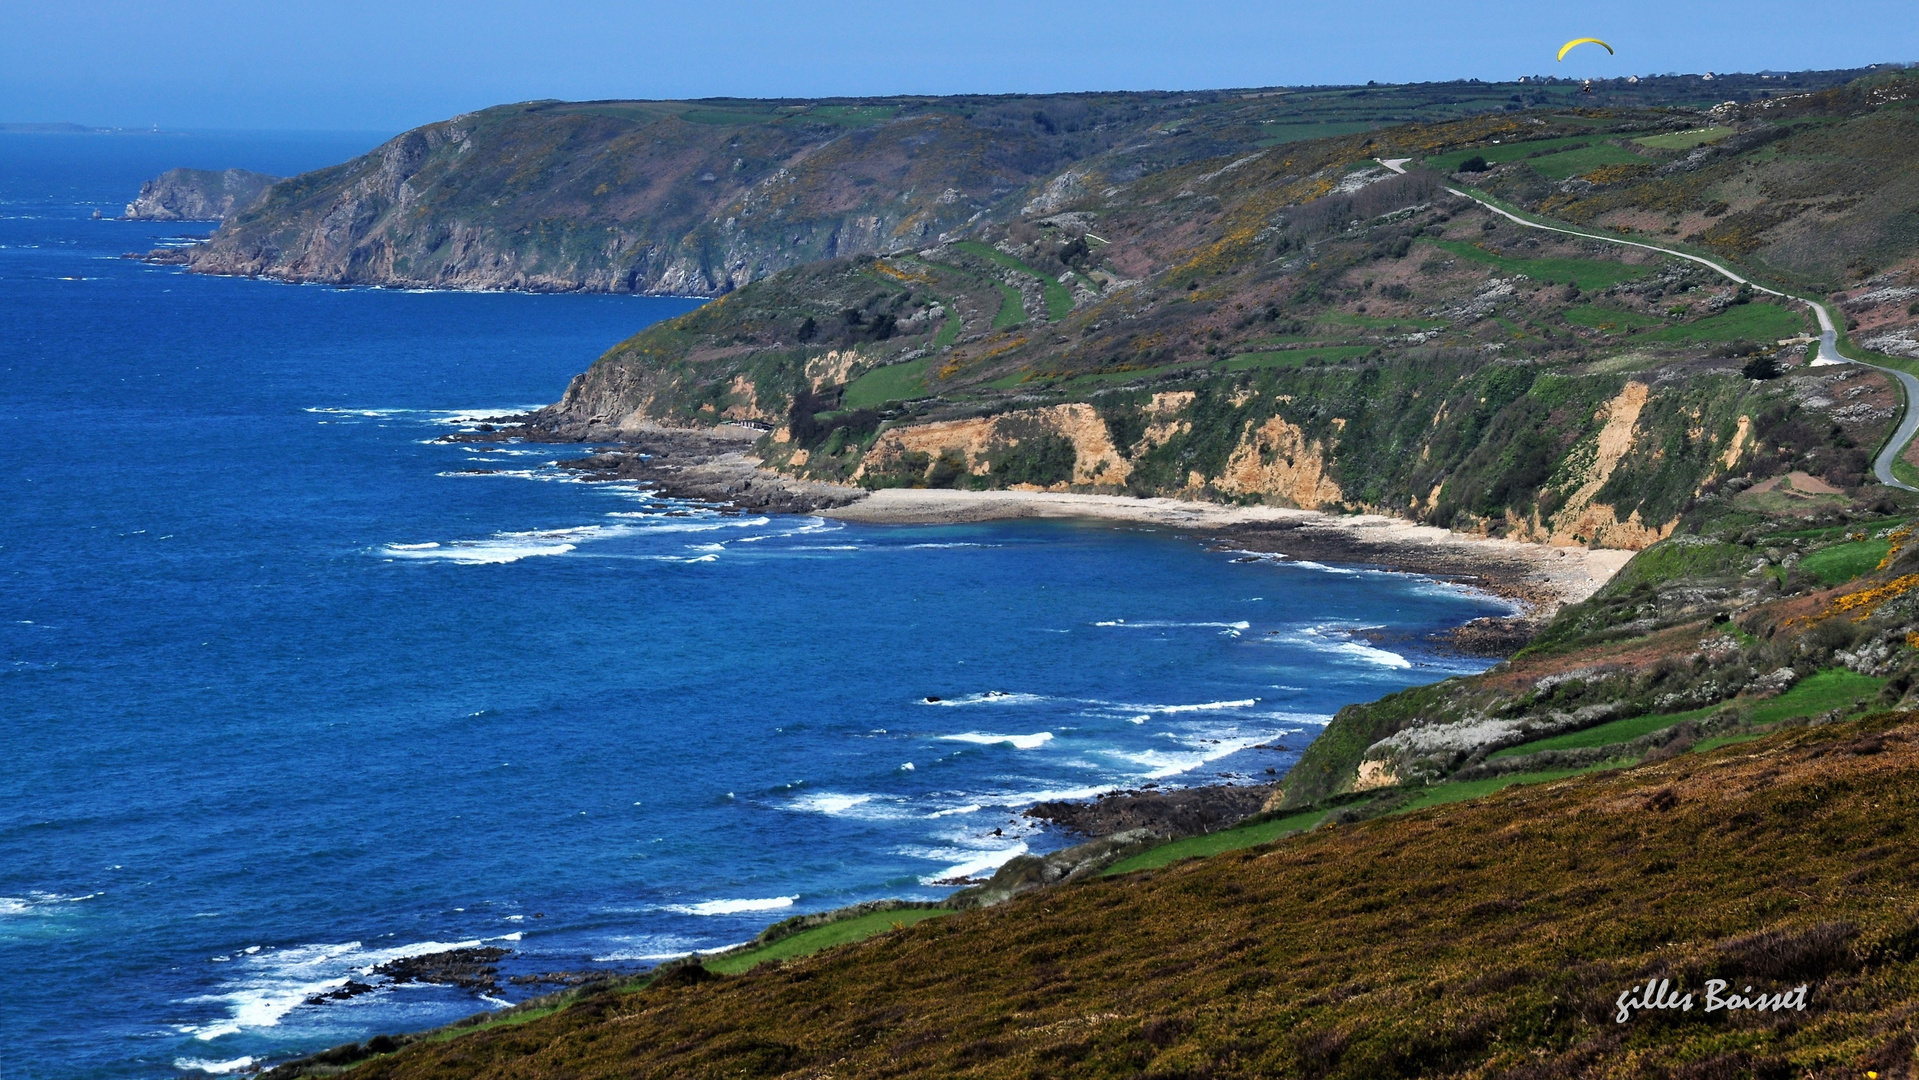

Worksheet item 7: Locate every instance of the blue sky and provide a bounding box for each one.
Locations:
[3,0,1915,131]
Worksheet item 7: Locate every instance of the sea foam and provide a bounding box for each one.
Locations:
[940,731,1055,750]
[662,896,798,916]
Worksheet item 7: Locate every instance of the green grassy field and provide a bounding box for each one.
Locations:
[990,282,1026,329]
[1641,301,1809,343]
[1423,135,1603,173]
[1801,537,1892,584]
[1418,238,1649,289]
[1104,810,1327,875]
[1634,126,1735,150]
[1423,135,1648,179]
[1255,120,1385,146]
[1489,711,1705,759]
[954,241,1074,321]
[705,908,952,975]
[1491,668,1886,759]
[931,306,963,349]
[1523,143,1648,180]
[843,357,931,408]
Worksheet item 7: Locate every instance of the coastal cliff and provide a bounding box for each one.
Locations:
[124,167,279,221]
[171,94,1264,294]
[515,68,1919,805]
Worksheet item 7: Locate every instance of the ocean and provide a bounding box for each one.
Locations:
[0,132,1508,1078]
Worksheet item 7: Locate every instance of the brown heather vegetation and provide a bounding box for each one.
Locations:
[327,712,1919,1079]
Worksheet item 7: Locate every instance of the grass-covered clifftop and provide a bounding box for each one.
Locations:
[277,705,1919,1079]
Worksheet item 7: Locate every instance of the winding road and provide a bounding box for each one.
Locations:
[1375,158,1919,491]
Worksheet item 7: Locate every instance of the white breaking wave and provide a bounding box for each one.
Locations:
[941,731,1055,750]
[0,891,97,916]
[600,515,773,533]
[1094,619,1252,630]
[925,803,982,818]
[1125,698,1258,714]
[918,841,1029,884]
[1289,624,1413,669]
[919,691,1046,707]
[662,896,797,916]
[1286,559,1358,575]
[174,1057,255,1075]
[175,934,521,1041]
[594,939,752,962]
[1116,737,1270,779]
[783,791,916,820]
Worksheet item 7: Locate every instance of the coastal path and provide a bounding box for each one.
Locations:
[1376,158,1919,492]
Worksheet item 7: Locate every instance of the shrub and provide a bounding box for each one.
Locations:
[926,448,968,488]
[1457,155,1491,173]
[992,433,1078,487]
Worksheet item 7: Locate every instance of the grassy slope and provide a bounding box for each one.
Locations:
[1417,236,1651,288]
[705,908,954,975]
[1803,537,1892,583]
[954,240,1074,321]
[843,357,931,409]
[344,712,1919,1079]
[1489,668,1887,759]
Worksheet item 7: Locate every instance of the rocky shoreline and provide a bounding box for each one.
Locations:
[448,418,1626,656]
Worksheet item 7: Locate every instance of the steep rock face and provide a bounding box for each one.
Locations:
[177,100,1151,295]
[1211,413,1345,510]
[124,168,280,221]
[854,404,1129,488]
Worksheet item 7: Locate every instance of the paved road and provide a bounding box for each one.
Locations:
[1374,158,1919,492]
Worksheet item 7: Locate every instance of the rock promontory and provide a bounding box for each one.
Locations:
[124,167,280,221]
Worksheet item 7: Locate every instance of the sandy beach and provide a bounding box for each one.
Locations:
[530,431,1635,626]
[825,488,1635,615]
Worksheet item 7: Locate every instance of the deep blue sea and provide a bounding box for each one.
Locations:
[0,132,1507,1078]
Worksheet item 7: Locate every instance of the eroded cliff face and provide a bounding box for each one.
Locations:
[1211,413,1345,509]
[124,168,280,222]
[854,404,1130,489]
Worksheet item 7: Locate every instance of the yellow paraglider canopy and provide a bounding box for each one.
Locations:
[1558,38,1614,62]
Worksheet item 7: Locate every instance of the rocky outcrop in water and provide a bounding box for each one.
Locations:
[124,167,279,221]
